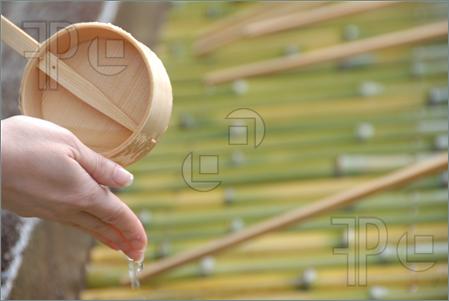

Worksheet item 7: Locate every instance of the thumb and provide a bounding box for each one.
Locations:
[72,140,134,188]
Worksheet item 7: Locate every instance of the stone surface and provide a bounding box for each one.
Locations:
[8,221,93,300]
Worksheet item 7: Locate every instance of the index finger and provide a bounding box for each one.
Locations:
[84,186,147,261]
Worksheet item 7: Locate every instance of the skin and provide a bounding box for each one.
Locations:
[1,115,147,261]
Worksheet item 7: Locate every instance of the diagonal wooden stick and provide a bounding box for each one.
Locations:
[1,15,137,131]
[124,152,447,284]
[243,1,396,38]
[205,20,448,85]
[194,2,328,56]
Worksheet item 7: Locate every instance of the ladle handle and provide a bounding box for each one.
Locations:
[1,15,39,55]
[1,15,138,132]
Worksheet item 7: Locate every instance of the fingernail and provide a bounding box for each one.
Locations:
[113,166,134,187]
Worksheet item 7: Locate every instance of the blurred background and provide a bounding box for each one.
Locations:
[2,1,448,300]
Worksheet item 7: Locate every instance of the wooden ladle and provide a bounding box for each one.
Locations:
[1,15,172,166]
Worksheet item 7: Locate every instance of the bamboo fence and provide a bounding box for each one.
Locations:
[82,2,448,299]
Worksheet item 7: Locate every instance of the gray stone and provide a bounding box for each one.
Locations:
[232,80,249,96]
[369,286,389,300]
[355,123,375,141]
[224,188,237,205]
[342,24,360,41]
[339,53,375,69]
[434,135,448,151]
[199,256,216,276]
[427,87,448,105]
[229,218,245,233]
[283,44,300,57]
[358,81,384,97]
[230,151,246,167]
[179,113,196,129]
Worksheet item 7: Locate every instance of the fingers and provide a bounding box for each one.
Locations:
[72,139,134,188]
[68,211,126,252]
[84,186,147,261]
[71,223,120,251]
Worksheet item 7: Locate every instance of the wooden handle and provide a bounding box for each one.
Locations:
[205,20,448,85]
[1,15,39,55]
[127,153,447,284]
[243,1,396,38]
[1,15,137,131]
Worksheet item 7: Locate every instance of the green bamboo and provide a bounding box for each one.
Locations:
[84,1,449,299]
[86,239,447,288]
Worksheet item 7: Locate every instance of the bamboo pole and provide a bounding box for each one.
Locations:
[124,153,447,284]
[83,283,449,301]
[0,15,137,131]
[197,2,327,41]
[243,1,397,38]
[93,263,449,293]
[196,3,284,41]
[194,2,328,56]
[91,229,447,288]
[141,105,446,164]
[145,209,447,245]
[92,221,448,265]
[205,21,448,85]
[130,189,448,230]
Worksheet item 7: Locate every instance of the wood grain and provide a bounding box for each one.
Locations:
[1,15,137,131]
[1,16,172,165]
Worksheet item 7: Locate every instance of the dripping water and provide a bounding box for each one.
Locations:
[127,257,143,289]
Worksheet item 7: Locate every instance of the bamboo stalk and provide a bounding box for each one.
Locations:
[85,264,448,299]
[125,153,447,283]
[96,263,449,293]
[142,106,446,163]
[129,153,443,194]
[132,189,448,229]
[243,1,397,38]
[96,219,449,268]
[0,15,137,131]
[138,106,447,162]
[196,3,284,42]
[145,208,448,244]
[83,286,449,301]
[92,221,448,265]
[124,172,443,214]
[197,2,327,41]
[223,285,448,301]
[194,2,328,56]
[90,232,447,288]
[205,21,448,85]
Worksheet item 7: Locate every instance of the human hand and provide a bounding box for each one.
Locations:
[1,115,147,261]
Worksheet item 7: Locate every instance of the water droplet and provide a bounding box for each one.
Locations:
[128,257,144,289]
